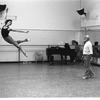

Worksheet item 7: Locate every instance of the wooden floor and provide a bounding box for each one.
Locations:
[0,62,100,97]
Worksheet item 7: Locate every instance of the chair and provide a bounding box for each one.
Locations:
[34,51,44,63]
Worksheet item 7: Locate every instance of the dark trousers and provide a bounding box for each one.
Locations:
[83,55,94,76]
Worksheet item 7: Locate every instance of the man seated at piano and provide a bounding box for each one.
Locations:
[61,43,76,64]
[71,40,82,62]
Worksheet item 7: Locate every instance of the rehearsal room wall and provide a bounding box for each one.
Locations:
[0,0,81,62]
[80,0,100,45]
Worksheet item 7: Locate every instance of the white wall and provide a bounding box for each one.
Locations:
[0,0,81,61]
[0,0,80,30]
[80,0,100,27]
[0,0,81,45]
[80,0,100,45]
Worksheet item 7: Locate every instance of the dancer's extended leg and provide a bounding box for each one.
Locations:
[18,45,28,57]
[4,36,28,57]
[16,39,30,44]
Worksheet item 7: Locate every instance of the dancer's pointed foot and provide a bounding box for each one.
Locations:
[24,39,30,42]
[25,31,29,33]
[24,53,28,57]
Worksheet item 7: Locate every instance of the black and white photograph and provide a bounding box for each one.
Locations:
[0,0,100,99]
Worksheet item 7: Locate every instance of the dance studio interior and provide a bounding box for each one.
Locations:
[0,0,100,98]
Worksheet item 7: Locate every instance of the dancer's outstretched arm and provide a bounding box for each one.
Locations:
[10,29,29,33]
[0,27,28,33]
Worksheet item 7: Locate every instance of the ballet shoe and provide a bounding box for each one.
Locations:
[25,39,30,42]
[27,39,30,41]
[25,31,29,33]
[25,53,28,57]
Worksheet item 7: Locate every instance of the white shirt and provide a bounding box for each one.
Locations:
[83,41,93,55]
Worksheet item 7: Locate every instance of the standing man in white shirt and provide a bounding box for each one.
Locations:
[82,35,95,79]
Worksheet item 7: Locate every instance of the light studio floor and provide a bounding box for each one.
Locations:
[0,62,100,97]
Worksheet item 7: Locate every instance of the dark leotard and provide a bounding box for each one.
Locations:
[1,27,10,38]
